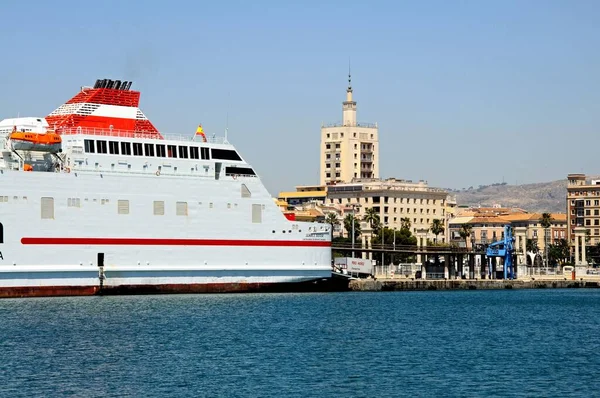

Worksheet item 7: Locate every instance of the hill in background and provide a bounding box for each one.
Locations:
[451,179,569,214]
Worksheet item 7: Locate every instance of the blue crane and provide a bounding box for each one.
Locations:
[485,225,515,280]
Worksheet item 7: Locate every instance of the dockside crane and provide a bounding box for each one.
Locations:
[485,225,516,279]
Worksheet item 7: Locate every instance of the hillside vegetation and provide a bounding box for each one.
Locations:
[452,180,568,213]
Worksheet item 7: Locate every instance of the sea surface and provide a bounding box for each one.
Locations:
[0,289,599,397]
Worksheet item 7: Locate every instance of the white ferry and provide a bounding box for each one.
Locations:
[0,79,331,297]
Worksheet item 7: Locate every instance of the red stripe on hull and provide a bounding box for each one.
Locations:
[0,280,348,298]
[20,237,331,247]
[0,286,99,298]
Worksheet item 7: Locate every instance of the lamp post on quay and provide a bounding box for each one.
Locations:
[350,204,361,258]
[471,235,476,279]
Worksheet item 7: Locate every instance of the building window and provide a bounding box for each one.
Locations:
[586,200,591,206]
[326,163,330,169]
[335,144,340,149]
[326,144,331,150]
[41,197,54,219]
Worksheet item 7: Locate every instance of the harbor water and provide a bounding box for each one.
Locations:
[1,290,599,397]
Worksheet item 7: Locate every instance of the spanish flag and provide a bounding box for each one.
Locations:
[195,124,207,142]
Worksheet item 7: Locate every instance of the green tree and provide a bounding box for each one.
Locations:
[363,207,381,233]
[371,226,418,264]
[343,213,361,241]
[527,238,539,254]
[548,238,570,266]
[540,213,553,267]
[430,219,445,245]
[400,217,411,231]
[459,224,473,248]
[325,212,339,239]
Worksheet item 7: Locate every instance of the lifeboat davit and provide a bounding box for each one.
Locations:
[9,129,62,153]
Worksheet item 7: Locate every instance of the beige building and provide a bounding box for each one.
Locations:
[449,212,567,253]
[319,73,379,185]
[566,173,600,245]
[325,178,451,244]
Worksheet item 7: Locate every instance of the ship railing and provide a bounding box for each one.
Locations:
[58,127,227,144]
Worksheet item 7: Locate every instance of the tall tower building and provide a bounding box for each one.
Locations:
[320,72,379,185]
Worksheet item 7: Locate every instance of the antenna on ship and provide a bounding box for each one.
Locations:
[224,91,230,144]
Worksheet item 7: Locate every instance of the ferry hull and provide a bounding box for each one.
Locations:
[0,278,343,298]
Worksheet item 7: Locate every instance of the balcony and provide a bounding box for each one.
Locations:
[321,122,378,128]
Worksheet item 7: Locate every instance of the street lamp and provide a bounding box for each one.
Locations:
[382,222,386,270]
[350,204,361,258]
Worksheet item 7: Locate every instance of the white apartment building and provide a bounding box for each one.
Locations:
[320,74,379,185]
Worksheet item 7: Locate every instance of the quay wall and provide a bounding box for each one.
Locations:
[348,279,600,292]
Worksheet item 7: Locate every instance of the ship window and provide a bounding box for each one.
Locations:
[67,198,81,208]
[108,141,119,155]
[97,140,108,154]
[211,148,242,161]
[225,166,256,176]
[144,143,155,157]
[156,144,166,157]
[201,147,210,160]
[176,201,188,216]
[167,145,177,158]
[84,139,95,153]
[190,147,199,159]
[241,184,251,198]
[118,200,129,215]
[252,204,262,223]
[121,142,132,156]
[132,143,143,156]
[178,146,189,159]
[153,201,164,216]
[41,197,54,219]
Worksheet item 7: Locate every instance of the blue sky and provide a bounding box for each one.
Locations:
[2,0,599,194]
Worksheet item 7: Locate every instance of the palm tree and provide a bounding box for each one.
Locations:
[343,213,361,241]
[430,219,445,244]
[363,207,380,232]
[459,224,473,249]
[400,217,411,231]
[325,212,339,239]
[540,213,553,268]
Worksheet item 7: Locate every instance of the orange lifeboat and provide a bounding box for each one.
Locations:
[9,128,62,153]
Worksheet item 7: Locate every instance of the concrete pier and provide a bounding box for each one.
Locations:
[348,278,600,292]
